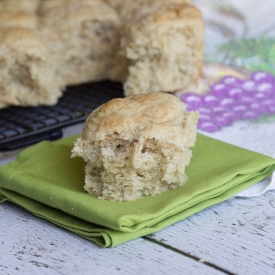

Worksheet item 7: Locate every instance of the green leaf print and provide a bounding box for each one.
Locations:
[219,38,275,74]
[220,40,254,59]
[245,62,275,74]
[267,44,275,63]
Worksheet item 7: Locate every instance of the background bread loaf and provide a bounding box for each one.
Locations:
[0,0,204,108]
[38,0,121,86]
[0,1,63,108]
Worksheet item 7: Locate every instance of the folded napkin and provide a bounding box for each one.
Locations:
[1,134,275,247]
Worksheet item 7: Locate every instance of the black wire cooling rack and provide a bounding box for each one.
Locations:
[0,81,124,151]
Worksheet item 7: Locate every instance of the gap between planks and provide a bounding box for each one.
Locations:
[142,236,236,275]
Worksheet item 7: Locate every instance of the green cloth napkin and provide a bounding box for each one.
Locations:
[1,134,275,247]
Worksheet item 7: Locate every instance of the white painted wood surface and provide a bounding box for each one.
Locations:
[0,202,226,275]
[1,123,275,275]
[150,192,275,275]
[1,190,275,275]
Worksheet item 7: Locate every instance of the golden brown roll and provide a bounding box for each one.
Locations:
[0,28,63,108]
[72,92,199,201]
[0,4,63,108]
[38,0,121,86]
[109,1,204,96]
[0,0,204,108]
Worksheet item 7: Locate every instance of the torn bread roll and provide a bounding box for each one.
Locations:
[72,93,199,202]
[0,11,63,108]
[0,0,204,108]
[109,1,204,96]
[38,0,121,86]
[38,0,203,94]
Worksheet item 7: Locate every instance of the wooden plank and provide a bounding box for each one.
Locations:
[148,192,275,275]
[0,202,226,275]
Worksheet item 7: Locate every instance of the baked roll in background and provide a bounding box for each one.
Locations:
[72,93,199,201]
[109,0,204,96]
[0,8,63,108]
[0,28,63,108]
[0,0,204,108]
[38,0,121,86]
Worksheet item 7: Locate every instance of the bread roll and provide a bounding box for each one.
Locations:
[0,28,63,108]
[110,1,204,96]
[38,0,121,86]
[0,7,63,108]
[0,0,204,108]
[72,93,199,202]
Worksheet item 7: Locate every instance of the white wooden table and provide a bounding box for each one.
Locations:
[1,122,275,275]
